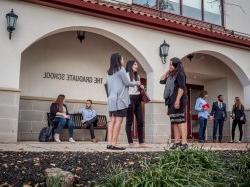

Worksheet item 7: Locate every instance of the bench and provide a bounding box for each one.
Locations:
[47,113,108,141]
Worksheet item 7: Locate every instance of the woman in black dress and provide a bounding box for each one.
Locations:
[160,57,188,150]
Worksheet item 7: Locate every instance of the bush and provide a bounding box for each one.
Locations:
[98,148,250,187]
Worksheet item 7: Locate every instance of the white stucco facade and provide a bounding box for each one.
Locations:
[0,0,250,143]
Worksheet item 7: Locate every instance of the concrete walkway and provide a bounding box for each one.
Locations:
[0,142,249,152]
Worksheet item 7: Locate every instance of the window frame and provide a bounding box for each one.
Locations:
[132,0,224,26]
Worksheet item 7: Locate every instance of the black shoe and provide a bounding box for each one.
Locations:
[110,146,126,150]
[180,144,188,151]
[198,140,205,143]
[107,145,126,150]
[169,142,182,150]
[107,145,112,149]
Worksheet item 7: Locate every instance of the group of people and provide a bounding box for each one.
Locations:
[196,92,246,143]
[50,53,148,150]
[50,96,99,143]
[49,53,246,150]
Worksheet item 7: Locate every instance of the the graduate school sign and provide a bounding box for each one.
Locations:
[42,72,104,84]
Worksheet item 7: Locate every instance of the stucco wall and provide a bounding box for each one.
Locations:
[0,0,249,99]
[20,31,145,101]
[0,0,250,142]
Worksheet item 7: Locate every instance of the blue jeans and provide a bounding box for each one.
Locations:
[53,117,74,138]
[198,117,207,142]
[213,119,224,141]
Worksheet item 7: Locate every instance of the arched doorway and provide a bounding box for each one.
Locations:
[178,51,247,142]
[18,30,148,142]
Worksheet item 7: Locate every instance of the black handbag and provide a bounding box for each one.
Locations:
[240,113,246,124]
[139,88,151,103]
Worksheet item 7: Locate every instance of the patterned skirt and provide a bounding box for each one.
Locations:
[167,95,187,125]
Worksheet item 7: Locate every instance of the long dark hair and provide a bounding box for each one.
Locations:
[126,60,139,81]
[170,57,185,76]
[55,94,65,112]
[107,53,122,75]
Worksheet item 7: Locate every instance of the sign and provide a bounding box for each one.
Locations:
[42,72,103,84]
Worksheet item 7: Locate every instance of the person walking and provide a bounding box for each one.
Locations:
[231,97,246,143]
[195,90,209,143]
[106,53,140,150]
[160,57,188,150]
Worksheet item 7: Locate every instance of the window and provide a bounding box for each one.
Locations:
[160,0,180,15]
[133,0,157,9]
[204,0,222,25]
[182,0,202,20]
[132,0,223,25]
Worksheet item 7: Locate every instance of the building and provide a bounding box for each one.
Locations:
[0,0,249,143]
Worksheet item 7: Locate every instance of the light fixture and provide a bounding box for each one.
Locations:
[187,54,194,62]
[77,31,85,43]
[159,40,170,64]
[6,9,18,40]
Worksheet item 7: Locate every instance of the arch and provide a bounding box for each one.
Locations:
[21,26,153,74]
[181,50,250,86]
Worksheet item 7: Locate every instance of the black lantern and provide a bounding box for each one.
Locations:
[6,9,18,40]
[187,54,194,62]
[77,31,85,43]
[159,40,170,64]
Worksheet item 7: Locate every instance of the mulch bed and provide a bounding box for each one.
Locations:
[0,151,247,187]
[0,151,161,187]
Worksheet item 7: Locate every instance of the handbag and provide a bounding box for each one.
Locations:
[240,113,246,124]
[139,88,151,103]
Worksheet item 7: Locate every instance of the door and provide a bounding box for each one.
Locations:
[171,84,204,140]
[187,84,204,139]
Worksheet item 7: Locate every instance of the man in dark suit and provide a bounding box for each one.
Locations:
[210,95,227,143]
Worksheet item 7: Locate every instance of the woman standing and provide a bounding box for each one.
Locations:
[106,53,140,150]
[195,90,209,143]
[50,94,75,143]
[231,97,245,143]
[160,57,188,150]
[125,60,148,148]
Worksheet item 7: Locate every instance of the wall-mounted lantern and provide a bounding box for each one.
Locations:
[159,40,170,64]
[187,54,194,62]
[77,31,85,43]
[6,9,18,40]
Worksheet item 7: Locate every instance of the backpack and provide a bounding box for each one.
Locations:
[38,126,53,142]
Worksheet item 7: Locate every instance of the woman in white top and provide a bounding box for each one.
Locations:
[125,60,148,148]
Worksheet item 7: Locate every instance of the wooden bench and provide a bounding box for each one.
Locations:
[47,113,108,141]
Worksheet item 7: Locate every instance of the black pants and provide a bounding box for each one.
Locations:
[232,119,243,141]
[85,116,98,139]
[126,95,144,144]
[213,119,224,142]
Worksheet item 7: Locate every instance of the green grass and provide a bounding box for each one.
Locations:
[98,148,250,187]
[46,176,61,187]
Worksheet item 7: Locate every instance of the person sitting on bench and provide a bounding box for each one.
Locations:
[79,99,98,143]
[50,94,76,143]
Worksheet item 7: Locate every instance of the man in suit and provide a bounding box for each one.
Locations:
[210,95,227,143]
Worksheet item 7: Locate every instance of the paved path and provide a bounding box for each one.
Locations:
[0,142,249,152]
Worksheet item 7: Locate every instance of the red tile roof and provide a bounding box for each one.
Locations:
[22,0,250,49]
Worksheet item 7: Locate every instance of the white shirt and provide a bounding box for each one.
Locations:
[127,72,140,95]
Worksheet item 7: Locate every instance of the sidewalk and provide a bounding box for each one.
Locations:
[0,142,249,152]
